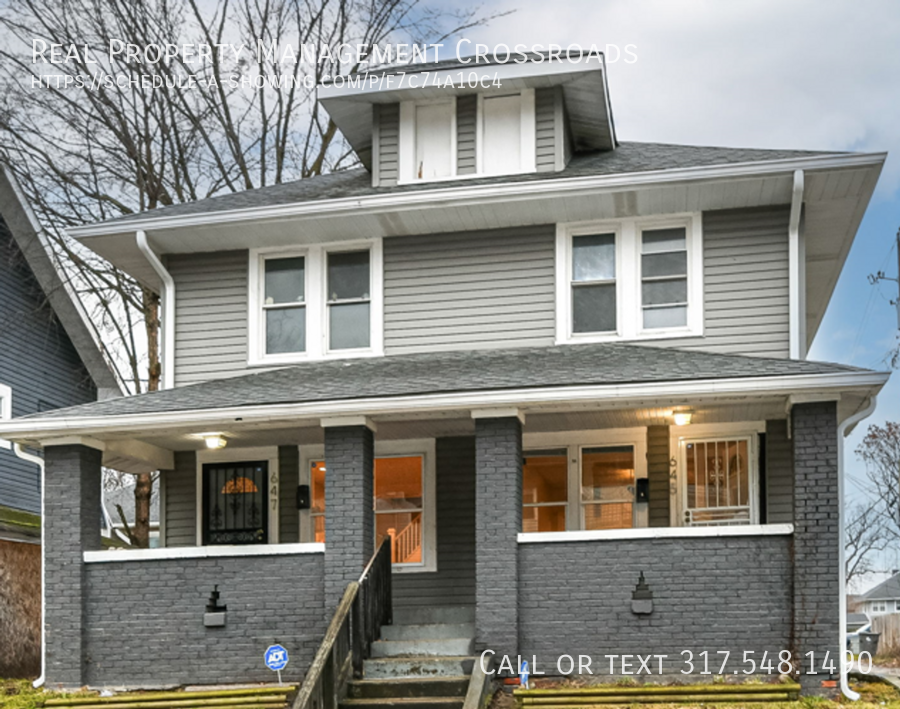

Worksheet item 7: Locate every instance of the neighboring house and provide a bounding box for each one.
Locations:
[0,166,121,677]
[860,573,900,616]
[0,54,888,696]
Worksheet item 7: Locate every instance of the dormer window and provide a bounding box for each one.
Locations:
[397,89,535,184]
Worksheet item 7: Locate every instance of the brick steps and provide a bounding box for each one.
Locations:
[43,685,295,709]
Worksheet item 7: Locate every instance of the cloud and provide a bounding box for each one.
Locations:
[467,0,900,196]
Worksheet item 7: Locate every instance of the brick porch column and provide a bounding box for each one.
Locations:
[473,412,522,663]
[791,401,839,696]
[322,419,375,613]
[44,443,103,687]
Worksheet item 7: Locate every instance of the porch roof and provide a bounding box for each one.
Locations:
[14,342,878,422]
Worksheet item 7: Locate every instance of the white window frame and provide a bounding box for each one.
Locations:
[194,445,280,547]
[522,428,648,535]
[397,90,536,185]
[248,239,383,366]
[0,383,11,449]
[555,213,704,344]
[669,422,764,528]
[299,439,437,574]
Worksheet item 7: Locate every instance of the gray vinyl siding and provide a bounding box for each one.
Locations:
[169,250,248,387]
[654,206,792,358]
[535,87,558,172]
[765,419,794,523]
[375,103,400,187]
[457,95,477,175]
[393,436,476,609]
[278,445,300,543]
[647,425,670,527]
[162,450,197,547]
[383,225,556,354]
[0,218,95,513]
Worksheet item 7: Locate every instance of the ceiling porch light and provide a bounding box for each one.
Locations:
[198,432,227,449]
[672,410,693,427]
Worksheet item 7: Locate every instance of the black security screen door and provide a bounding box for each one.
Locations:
[203,461,268,545]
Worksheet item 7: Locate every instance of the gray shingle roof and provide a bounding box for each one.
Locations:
[862,573,900,600]
[23,343,865,421]
[97,142,838,227]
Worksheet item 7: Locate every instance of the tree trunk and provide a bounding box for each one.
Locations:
[132,288,162,547]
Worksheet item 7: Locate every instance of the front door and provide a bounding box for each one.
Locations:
[202,461,269,545]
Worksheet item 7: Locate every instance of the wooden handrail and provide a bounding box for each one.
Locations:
[294,538,393,709]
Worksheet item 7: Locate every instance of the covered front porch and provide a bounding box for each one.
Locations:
[2,343,884,691]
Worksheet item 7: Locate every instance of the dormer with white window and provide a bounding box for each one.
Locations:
[317,52,616,186]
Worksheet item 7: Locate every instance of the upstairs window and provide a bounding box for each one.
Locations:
[556,215,702,344]
[249,241,382,365]
[641,227,688,330]
[482,94,522,175]
[571,233,617,334]
[263,256,305,355]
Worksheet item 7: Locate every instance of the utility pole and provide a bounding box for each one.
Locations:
[867,228,900,329]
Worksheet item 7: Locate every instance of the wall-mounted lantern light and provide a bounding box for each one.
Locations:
[631,572,653,615]
[204,585,228,627]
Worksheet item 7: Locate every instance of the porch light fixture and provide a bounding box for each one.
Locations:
[198,432,228,449]
[672,410,693,426]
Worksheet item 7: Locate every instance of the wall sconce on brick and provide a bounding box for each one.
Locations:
[631,572,653,615]
[204,585,228,627]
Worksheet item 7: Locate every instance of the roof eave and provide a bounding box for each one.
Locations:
[0,369,888,445]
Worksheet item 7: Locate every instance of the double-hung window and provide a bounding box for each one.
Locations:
[571,233,617,334]
[327,250,371,351]
[640,227,688,330]
[262,257,306,355]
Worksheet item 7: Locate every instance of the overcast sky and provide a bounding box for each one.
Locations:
[468,0,900,587]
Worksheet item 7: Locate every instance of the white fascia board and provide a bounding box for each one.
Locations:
[317,57,604,101]
[0,370,888,442]
[66,152,888,240]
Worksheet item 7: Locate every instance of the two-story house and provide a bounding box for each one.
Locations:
[0,165,121,677]
[0,54,887,696]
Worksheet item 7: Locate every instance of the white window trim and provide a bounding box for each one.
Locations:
[0,383,11,450]
[398,97,458,184]
[669,421,764,528]
[523,428,648,534]
[248,239,384,366]
[555,213,704,344]
[397,90,537,185]
[194,446,280,547]
[299,438,437,574]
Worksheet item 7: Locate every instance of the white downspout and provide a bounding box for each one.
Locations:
[789,169,805,359]
[136,231,175,389]
[14,444,45,688]
[838,395,878,701]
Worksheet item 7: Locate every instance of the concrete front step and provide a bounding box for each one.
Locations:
[391,606,475,626]
[348,677,469,699]
[363,656,476,679]
[341,698,463,709]
[370,637,475,658]
[381,623,475,641]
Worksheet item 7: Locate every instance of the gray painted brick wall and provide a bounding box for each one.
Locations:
[324,425,374,612]
[519,535,793,676]
[792,401,839,695]
[44,444,102,687]
[83,553,325,687]
[475,417,521,661]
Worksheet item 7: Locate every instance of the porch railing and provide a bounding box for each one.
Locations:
[292,538,392,709]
